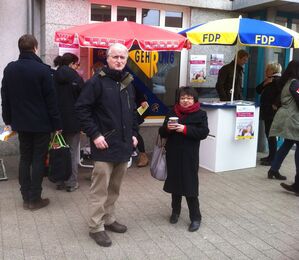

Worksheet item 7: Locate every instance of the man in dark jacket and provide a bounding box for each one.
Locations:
[215,49,249,101]
[76,43,138,247]
[1,34,62,210]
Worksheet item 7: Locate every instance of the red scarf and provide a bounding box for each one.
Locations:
[174,102,200,118]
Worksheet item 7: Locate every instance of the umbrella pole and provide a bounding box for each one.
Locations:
[230,43,239,103]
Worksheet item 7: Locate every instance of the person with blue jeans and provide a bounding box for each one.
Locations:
[268,60,299,194]
[268,139,298,181]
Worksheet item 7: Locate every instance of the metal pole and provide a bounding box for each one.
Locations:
[27,0,33,34]
[230,43,239,103]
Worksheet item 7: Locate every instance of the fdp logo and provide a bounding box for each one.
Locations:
[202,34,221,43]
[255,35,275,45]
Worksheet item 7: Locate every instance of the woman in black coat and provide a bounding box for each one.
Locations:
[159,87,209,232]
[53,53,84,192]
[256,62,282,166]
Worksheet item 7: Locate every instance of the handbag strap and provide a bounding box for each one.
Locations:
[156,134,166,148]
[50,133,69,149]
[56,133,68,147]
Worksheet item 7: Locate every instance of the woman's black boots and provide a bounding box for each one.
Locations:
[268,169,287,180]
[170,194,181,224]
[169,212,180,224]
[186,197,201,232]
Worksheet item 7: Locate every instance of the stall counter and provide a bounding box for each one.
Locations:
[199,101,260,173]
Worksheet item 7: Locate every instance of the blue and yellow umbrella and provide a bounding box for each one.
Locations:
[180,16,299,48]
[180,16,299,102]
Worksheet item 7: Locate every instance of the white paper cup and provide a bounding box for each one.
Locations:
[168,117,179,124]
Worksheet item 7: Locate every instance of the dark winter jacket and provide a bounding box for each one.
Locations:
[256,75,281,120]
[75,66,138,162]
[159,108,209,196]
[54,65,84,133]
[1,51,61,132]
[216,60,244,101]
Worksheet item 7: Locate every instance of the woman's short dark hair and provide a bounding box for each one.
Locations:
[18,34,38,52]
[176,86,198,103]
[54,53,79,67]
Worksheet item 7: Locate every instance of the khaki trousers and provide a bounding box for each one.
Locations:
[89,161,127,233]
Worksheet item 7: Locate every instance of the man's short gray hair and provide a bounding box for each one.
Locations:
[106,43,129,57]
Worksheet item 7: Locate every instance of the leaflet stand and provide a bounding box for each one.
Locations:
[0,159,8,181]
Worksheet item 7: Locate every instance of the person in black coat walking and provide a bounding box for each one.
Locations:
[1,34,62,210]
[256,62,282,166]
[53,53,84,192]
[159,87,209,232]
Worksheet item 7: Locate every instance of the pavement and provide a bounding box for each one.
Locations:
[0,152,299,260]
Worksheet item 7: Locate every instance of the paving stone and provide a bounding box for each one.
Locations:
[0,152,299,259]
[262,248,291,260]
[3,247,24,260]
[234,243,271,259]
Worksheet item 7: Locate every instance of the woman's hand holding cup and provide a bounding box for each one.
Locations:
[167,117,179,130]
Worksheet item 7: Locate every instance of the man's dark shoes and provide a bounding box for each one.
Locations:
[28,198,50,211]
[280,183,299,194]
[104,221,127,233]
[89,231,112,247]
[188,220,201,232]
[268,169,287,180]
[169,213,180,224]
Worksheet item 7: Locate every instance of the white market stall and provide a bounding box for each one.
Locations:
[199,101,259,172]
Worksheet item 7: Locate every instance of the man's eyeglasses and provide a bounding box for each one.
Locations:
[180,97,194,101]
[110,55,127,61]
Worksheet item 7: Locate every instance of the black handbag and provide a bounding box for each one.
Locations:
[48,133,72,183]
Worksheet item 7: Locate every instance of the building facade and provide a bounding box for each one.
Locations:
[1,0,299,153]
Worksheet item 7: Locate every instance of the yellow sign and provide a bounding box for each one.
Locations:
[129,50,159,78]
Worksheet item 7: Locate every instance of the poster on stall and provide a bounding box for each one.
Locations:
[235,105,255,140]
[190,55,206,83]
[209,54,224,76]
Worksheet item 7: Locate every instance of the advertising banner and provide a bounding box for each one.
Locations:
[235,105,255,140]
[209,54,224,76]
[190,55,207,83]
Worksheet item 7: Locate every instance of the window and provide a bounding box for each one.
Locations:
[142,9,160,26]
[117,6,136,21]
[91,4,111,21]
[165,11,183,28]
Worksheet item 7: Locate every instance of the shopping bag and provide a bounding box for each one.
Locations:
[48,133,72,183]
[150,135,167,181]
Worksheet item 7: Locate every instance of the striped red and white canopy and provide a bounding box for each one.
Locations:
[55,21,190,51]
